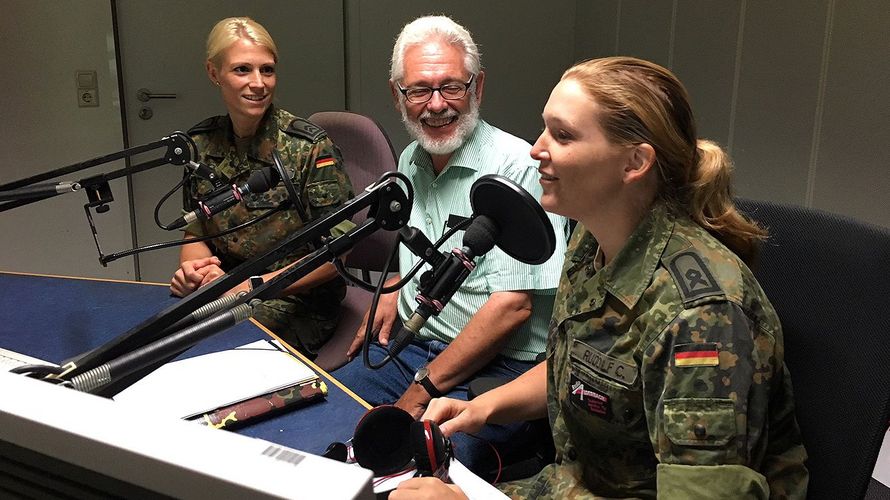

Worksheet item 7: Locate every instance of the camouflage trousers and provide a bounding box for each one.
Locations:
[252,284,344,359]
[498,462,624,499]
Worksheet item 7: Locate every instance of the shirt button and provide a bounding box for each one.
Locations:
[567,448,578,461]
[431,182,437,188]
[425,217,432,225]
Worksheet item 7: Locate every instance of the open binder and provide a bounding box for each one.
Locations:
[114,339,325,426]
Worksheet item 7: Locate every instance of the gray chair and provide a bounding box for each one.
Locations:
[736,198,890,499]
[308,111,399,372]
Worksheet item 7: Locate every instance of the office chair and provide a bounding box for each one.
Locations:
[308,111,399,372]
[736,198,890,499]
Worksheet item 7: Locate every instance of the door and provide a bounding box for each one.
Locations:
[115,0,346,282]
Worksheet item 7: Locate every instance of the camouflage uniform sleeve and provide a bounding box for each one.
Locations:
[298,135,356,238]
[647,301,777,499]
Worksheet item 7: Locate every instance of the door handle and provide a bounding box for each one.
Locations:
[136,88,177,102]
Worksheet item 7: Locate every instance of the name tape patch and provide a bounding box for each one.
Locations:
[571,340,638,386]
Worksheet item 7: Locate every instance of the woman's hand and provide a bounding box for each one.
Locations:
[389,477,468,500]
[170,256,222,297]
[421,397,488,438]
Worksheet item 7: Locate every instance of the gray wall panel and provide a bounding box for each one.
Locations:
[815,0,890,227]
[671,1,740,148]
[617,0,675,67]
[731,1,828,204]
[573,1,620,61]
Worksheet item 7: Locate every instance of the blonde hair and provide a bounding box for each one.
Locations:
[206,17,278,69]
[562,57,766,264]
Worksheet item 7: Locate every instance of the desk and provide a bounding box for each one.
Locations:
[0,271,371,456]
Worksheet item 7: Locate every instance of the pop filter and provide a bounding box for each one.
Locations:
[469,174,556,265]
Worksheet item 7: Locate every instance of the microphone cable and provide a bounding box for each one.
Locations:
[100,200,288,264]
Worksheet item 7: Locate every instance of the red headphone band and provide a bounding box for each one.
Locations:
[422,420,439,471]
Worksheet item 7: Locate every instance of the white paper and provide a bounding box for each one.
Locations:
[114,340,317,420]
[0,347,55,371]
[370,459,508,499]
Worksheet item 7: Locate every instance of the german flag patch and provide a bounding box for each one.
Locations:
[315,155,335,169]
[674,342,719,367]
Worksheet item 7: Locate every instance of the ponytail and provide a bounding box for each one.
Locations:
[687,139,766,265]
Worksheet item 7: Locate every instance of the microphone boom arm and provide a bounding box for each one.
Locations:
[57,174,411,397]
[0,131,195,212]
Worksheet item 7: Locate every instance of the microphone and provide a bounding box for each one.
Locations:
[169,166,279,230]
[386,174,557,359]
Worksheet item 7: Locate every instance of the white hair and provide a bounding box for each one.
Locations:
[390,15,481,82]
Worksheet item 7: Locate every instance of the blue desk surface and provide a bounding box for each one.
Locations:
[0,271,371,456]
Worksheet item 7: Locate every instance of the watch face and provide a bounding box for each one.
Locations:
[415,366,429,382]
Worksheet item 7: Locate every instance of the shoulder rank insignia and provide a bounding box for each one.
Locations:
[187,115,223,135]
[285,117,327,143]
[674,342,719,367]
[665,250,723,304]
[315,154,336,169]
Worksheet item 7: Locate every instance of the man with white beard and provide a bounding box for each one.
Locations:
[334,15,568,478]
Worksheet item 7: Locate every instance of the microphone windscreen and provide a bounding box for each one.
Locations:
[463,215,499,257]
[246,166,279,193]
[352,405,415,476]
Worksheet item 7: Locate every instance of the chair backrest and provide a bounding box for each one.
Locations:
[736,198,890,500]
[309,111,399,274]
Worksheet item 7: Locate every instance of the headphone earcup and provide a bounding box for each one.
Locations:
[410,420,450,477]
[352,406,415,476]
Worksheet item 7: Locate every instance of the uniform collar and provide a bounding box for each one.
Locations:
[563,202,674,315]
[599,202,674,310]
[202,106,278,166]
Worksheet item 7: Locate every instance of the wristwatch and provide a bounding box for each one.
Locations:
[413,366,444,398]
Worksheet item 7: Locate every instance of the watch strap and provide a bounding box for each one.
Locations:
[416,373,444,399]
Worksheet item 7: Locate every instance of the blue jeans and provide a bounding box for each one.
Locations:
[333,338,536,478]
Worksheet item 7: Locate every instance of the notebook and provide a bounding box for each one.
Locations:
[114,339,320,421]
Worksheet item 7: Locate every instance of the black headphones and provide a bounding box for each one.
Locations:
[325,405,452,479]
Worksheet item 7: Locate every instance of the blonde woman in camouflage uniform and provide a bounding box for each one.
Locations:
[169,17,354,358]
[394,57,808,499]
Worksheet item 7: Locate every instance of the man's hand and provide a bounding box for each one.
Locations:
[389,477,468,500]
[346,289,400,360]
[394,384,432,420]
[170,256,222,297]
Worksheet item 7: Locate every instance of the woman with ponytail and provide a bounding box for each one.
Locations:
[394,57,808,499]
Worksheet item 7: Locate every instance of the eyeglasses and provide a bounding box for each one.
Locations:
[397,75,475,104]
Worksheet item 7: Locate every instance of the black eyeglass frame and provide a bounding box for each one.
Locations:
[397,74,476,104]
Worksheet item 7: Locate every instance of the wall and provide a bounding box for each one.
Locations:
[0,0,133,279]
[574,0,890,228]
[1,1,887,281]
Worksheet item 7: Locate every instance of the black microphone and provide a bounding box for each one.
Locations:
[387,216,499,357]
[169,166,279,230]
[385,174,557,359]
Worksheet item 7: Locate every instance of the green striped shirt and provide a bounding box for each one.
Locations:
[396,120,569,361]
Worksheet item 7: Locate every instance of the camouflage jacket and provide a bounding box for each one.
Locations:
[503,202,808,499]
[184,107,355,352]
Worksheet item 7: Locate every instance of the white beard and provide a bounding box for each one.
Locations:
[400,95,480,156]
